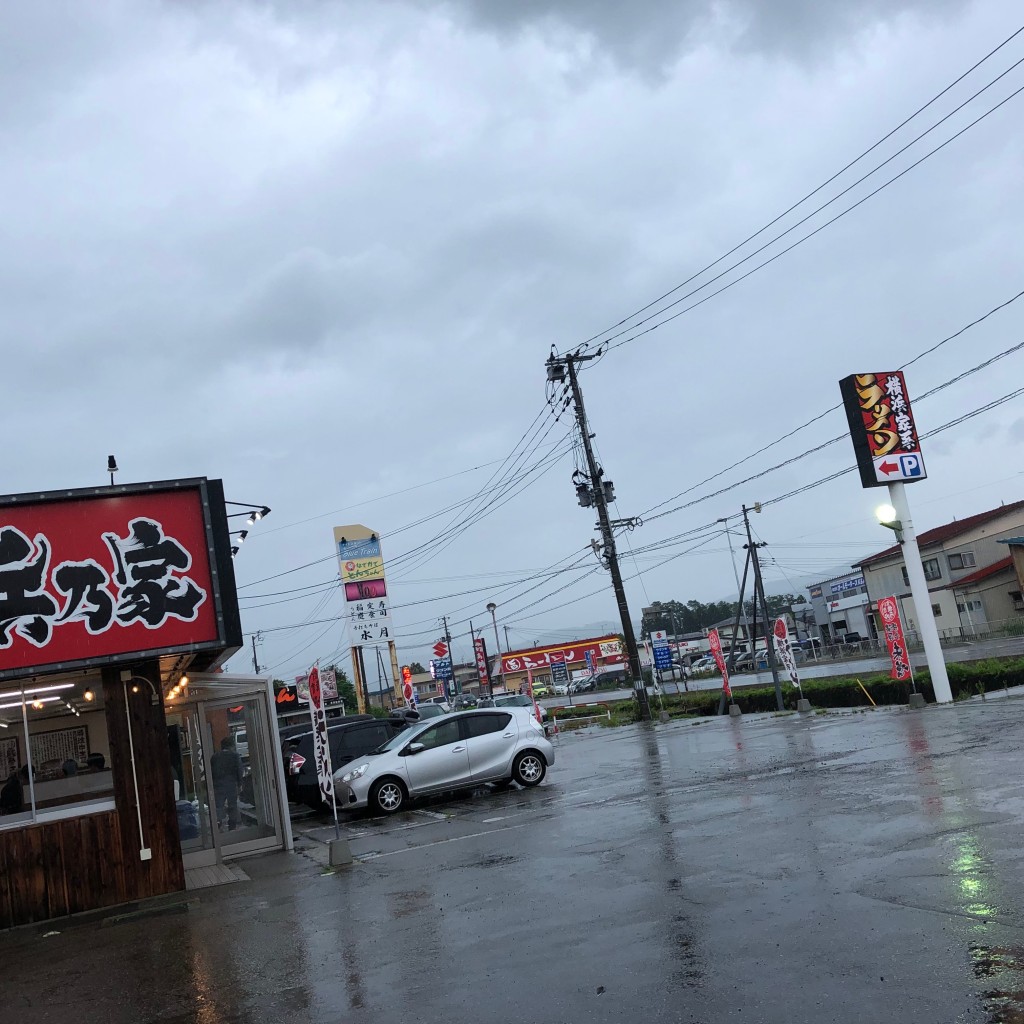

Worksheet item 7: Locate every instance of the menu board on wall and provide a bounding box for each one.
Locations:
[0,736,18,778]
[30,726,89,769]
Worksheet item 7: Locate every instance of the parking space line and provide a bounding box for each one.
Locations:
[361,823,528,859]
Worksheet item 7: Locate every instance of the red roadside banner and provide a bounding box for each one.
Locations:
[526,667,543,724]
[708,628,732,699]
[877,596,913,681]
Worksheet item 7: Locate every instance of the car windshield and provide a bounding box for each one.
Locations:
[496,695,531,707]
[372,717,443,754]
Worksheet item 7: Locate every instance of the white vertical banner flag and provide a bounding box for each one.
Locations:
[306,662,336,807]
[772,619,802,690]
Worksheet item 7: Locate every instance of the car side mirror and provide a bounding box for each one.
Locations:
[405,742,426,756]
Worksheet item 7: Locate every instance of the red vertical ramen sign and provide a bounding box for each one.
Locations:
[878,596,913,681]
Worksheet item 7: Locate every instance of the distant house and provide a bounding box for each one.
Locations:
[855,500,1024,639]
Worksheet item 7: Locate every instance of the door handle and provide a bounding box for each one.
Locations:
[502,732,514,738]
[452,746,466,753]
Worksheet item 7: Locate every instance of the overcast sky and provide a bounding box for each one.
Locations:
[4,0,1023,681]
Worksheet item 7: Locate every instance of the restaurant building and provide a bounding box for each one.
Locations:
[495,635,624,692]
[0,478,292,929]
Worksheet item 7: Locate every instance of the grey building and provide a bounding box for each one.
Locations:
[855,499,1024,640]
[807,570,875,641]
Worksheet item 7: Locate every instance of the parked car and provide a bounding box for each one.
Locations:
[690,656,718,676]
[492,693,547,721]
[569,676,595,694]
[453,693,478,709]
[531,684,551,698]
[411,703,448,719]
[333,708,555,815]
[423,696,452,711]
[553,683,570,696]
[282,715,410,808]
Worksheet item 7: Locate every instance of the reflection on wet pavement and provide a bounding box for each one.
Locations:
[6,703,1024,1021]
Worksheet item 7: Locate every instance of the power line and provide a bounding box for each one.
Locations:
[639,301,1024,522]
[571,23,1024,353]
[600,77,1024,357]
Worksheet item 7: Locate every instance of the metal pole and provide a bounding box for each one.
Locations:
[251,633,260,674]
[888,481,952,703]
[743,505,785,712]
[564,355,650,721]
[719,520,753,645]
[443,615,456,700]
[488,604,503,697]
[718,545,752,716]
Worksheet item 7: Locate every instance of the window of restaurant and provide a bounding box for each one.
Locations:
[0,672,115,827]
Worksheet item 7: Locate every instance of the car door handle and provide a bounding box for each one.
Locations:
[452,746,466,753]
[502,732,514,738]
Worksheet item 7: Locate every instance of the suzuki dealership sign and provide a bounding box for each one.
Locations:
[839,371,926,488]
[0,479,240,681]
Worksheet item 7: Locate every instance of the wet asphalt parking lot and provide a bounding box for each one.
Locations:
[6,699,1024,1023]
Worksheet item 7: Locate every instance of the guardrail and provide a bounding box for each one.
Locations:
[549,702,612,732]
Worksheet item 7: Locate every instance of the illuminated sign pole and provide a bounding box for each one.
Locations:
[839,372,952,704]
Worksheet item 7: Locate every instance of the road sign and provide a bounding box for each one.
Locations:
[432,657,453,681]
[585,650,595,673]
[550,650,569,684]
[432,641,449,660]
[651,629,672,670]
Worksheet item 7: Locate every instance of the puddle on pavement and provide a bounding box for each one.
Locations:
[971,944,1024,1022]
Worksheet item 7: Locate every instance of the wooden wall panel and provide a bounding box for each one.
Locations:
[0,811,138,928]
[102,661,185,901]
[1,657,187,929]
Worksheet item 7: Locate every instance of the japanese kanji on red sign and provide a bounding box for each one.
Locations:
[877,596,913,681]
[0,482,237,679]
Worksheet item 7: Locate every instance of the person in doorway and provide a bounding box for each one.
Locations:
[210,736,243,831]
[0,771,23,815]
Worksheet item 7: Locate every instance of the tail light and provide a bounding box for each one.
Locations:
[288,752,306,776]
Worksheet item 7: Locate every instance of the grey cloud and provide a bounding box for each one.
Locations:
[420,0,969,70]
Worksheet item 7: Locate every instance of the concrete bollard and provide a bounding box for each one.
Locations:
[329,839,354,867]
[908,693,927,709]
[728,703,742,718]
[659,710,670,723]
[797,698,812,713]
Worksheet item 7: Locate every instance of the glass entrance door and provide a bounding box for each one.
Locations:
[172,691,284,869]
[204,696,281,858]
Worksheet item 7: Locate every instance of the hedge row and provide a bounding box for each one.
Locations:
[553,656,1024,722]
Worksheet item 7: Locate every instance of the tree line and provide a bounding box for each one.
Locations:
[641,595,807,639]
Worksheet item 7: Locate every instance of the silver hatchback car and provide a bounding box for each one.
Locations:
[334,707,554,815]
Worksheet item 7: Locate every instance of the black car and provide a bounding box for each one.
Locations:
[282,715,411,809]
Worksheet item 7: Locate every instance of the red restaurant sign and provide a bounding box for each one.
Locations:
[0,479,239,680]
[708,628,732,699]
[877,596,913,681]
[500,636,623,676]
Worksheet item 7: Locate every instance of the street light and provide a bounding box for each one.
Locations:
[486,602,502,697]
[875,503,904,541]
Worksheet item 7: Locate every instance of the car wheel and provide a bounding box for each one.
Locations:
[370,777,406,815]
[512,751,546,787]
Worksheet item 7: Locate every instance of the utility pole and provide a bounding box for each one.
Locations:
[741,504,784,712]
[251,631,262,674]
[442,615,456,698]
[546,351,651,721]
